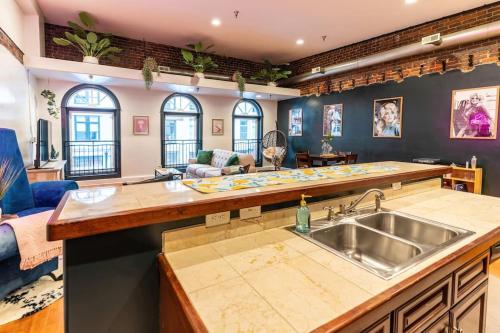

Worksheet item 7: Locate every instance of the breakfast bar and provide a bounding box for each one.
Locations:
[47,162,500,333]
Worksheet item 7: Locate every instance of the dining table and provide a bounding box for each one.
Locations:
[309,153,347,166]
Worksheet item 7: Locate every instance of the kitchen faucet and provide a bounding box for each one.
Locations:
[340,189,385,215]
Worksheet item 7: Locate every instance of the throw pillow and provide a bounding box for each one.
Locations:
[225,154,239,167]
[196,150,213,164]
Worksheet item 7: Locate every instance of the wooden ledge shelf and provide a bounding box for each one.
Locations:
[47,162,451,241]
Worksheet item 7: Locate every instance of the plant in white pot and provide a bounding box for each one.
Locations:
[251,59,292,86]
[181,42,218,78]
[53,11,122,64]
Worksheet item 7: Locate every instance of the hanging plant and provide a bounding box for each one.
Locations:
[232,71,246,97]
[52,11,122,64]
[251,59,292,85]
[41,89,60,119]
[181,41,218,76]
[142,57,160,89]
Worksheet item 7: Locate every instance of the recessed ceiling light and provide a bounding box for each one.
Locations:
[211,18,221,26]
[405,0,417,4]
[296,39,304,45]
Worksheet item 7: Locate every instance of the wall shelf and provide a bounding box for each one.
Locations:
[24,56,301,101]
[442,167,482,194]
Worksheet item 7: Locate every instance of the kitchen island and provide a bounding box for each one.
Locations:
[160,188,500,332]
[49,162,484,333]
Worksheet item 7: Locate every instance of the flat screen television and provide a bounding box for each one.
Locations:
[34,119,51,168]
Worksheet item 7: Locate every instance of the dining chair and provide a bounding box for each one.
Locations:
[296,152,312,168]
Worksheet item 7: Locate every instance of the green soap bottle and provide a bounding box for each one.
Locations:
[296,194,312,233]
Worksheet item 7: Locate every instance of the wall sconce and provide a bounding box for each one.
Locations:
[316,85,321,97]
[419,64,425,77]
[395,67,404,82]
[351,79,355,89]
[381,72,386,83]
[338,80,343,93]
[365,74,370,85]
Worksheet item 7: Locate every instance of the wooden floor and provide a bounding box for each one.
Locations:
[0,299,63,333]
[0,261,499,333]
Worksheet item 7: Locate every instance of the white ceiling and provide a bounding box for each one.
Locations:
[36,0,496,63]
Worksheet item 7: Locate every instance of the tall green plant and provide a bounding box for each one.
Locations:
[251,60,292,83]
[181,42,218,73]
[53,11,121,60]
[142,57,160,89]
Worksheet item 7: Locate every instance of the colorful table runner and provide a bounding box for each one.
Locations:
[182,164,399,194]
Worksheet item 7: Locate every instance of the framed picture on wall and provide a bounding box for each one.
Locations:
[373,97,403,138]
[212,119,224,135]
[289,108,303,136]
[323,104,343,137]
[133,116,149,135]
[450,86,499,139]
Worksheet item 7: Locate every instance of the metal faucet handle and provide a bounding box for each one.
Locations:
[323,206,335,220]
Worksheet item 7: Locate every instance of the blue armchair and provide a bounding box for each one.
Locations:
[0,128,78,300]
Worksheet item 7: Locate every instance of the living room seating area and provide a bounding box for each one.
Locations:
[186,149,256,178]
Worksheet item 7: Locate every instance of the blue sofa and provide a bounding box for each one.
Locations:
[0,128,78,300]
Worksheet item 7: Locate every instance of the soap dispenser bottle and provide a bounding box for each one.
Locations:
[296,194,312,233]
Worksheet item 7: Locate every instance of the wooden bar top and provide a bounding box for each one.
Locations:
[47,162,451,241]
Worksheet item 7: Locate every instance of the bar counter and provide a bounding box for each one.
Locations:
[48,161,450,241]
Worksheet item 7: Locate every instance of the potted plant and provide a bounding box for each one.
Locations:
[181,42,218,78]
[52,11,122,64]
[251,60,292,86]
[142,57,160,89]
[320,135,334,155]
[232,71,246,97]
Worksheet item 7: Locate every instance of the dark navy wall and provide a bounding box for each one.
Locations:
[277,64,500,196]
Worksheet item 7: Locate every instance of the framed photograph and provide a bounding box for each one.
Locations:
[450,86,499,139]
[373,97,403,138]
[133,116,149,135]
[289,108,303,136]
[323,104,343,137]
[212,119,224,135]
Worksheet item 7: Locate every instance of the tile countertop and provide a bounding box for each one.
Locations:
[163,189,500,333]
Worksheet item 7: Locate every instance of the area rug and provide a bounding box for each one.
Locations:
[182,164,399,193]
[0,259,63,325]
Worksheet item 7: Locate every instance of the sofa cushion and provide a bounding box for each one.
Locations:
[225,154,239,167]
[195,167,220,178]
[196,150,213,164]
[186,164,209,175]
[211,149,234,169]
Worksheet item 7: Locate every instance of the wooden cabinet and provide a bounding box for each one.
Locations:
[395,277,452,333]
[423,314,449,333]
[357,252,490,333]
[450,282,488,333]
[26,160,66,183]
[453,252,489,304]
[363,315,391,333]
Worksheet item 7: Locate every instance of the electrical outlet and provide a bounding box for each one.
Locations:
[392,182,402,190]
[240,206,261,220]
[205,211,230,227]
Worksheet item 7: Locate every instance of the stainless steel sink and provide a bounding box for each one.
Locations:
[291,210,473,279]
[356,212,460,249]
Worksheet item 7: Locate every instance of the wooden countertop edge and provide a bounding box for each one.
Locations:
[311,226,500,333]
[157,254,209,333]
[47,166,451,241]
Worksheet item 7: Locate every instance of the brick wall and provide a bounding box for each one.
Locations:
[288,3,500,95]
[45,23,264,78]
[0,27,23,63]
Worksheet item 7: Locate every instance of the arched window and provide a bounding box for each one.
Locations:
[161,93,202,168]
[61,85,121,180]
[232,99,263,165]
